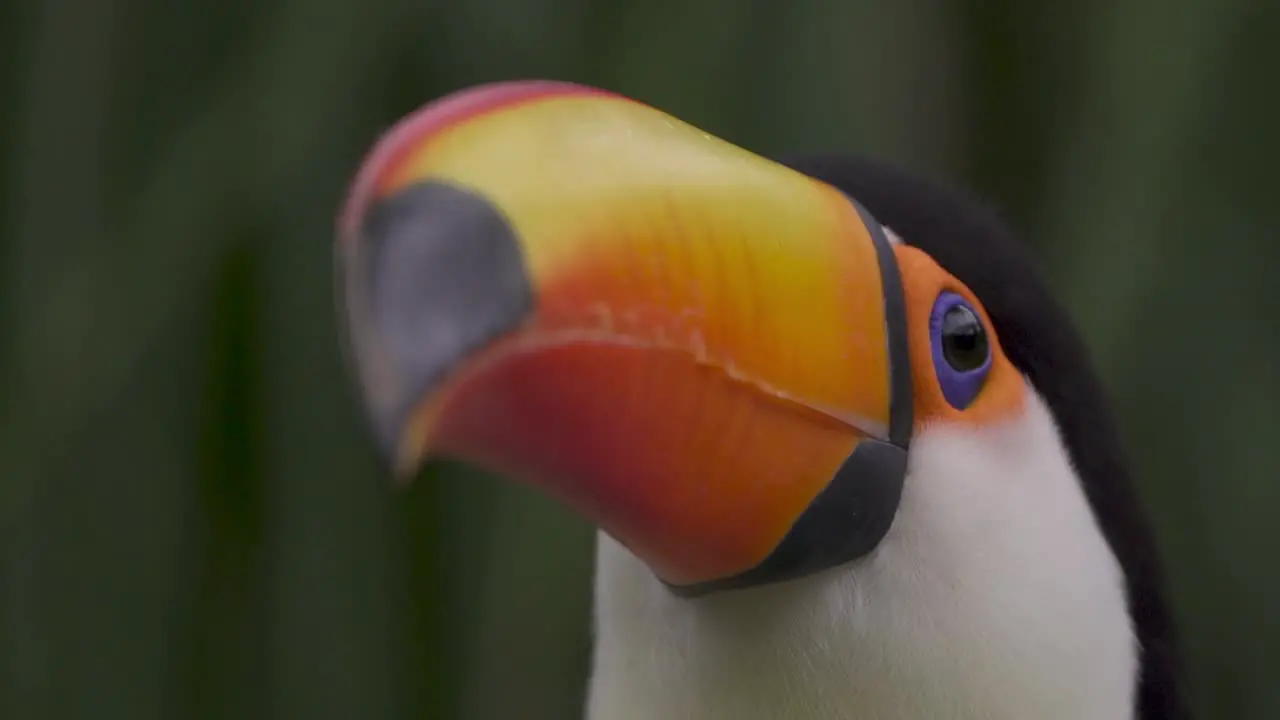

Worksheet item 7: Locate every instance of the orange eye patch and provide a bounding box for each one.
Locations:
[893,245,1027,429]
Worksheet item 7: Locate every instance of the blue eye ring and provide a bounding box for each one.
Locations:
[929,291,992,410]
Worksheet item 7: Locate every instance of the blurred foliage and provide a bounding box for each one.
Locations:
[1,0,1277,718]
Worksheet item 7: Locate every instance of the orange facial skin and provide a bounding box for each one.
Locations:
[894,245,1027,430]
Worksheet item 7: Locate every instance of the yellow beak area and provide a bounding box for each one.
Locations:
[337,80,911,591]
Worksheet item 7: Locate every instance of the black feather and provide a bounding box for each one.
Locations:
[779,153,1190,720]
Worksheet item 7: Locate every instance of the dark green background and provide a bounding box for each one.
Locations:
[2,0,1276,718]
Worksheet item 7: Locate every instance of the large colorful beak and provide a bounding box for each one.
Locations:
[337,80,911,593]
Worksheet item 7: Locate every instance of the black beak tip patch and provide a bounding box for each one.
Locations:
[338,180,535,464]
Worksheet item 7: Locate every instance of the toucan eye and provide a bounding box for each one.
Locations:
[929,291,991,409]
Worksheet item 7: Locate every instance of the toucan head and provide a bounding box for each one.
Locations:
[337,80,1027,593]
[336,80,1186,719]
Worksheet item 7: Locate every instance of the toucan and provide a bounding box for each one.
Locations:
[335,80,1189,720]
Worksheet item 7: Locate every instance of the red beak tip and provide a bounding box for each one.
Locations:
[338,79,620,240]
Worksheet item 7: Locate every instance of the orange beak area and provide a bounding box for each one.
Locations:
[337,81,913,593]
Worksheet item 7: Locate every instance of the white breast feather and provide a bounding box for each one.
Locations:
[586,386,1137,720]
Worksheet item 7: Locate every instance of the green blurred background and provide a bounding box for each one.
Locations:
[1,0,1276,718]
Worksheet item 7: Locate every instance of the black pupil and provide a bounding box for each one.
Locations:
[941,305,988,371]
